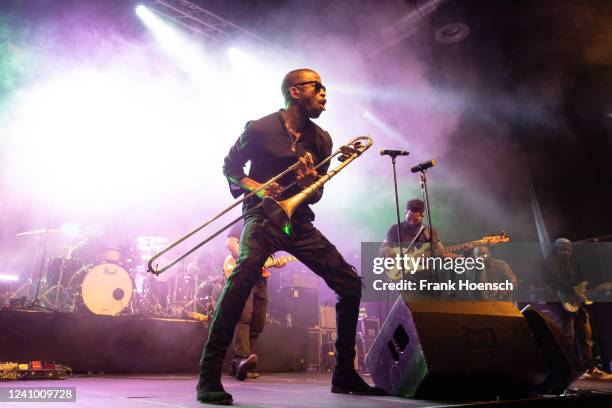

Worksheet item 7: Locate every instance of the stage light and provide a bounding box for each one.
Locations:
[134,4,147,17]
[363,110,370,118]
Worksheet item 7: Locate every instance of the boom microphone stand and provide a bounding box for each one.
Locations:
[380,149,409,281]
[412,160,437,280]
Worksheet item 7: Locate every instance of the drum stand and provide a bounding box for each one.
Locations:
[140,274,166,317]
[40,257,70,311]
[20,226,59,313]
[168,271,203,318]
[181,273,202,315]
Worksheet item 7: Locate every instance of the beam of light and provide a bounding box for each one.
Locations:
[2,60,232,221]
[225,46,285,119]
[135,4,208,79]
[0,274,19,282]
[362,109,413,153]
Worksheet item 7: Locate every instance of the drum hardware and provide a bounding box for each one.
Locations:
[40,285,72,312]
[14,227,65,312]
[148,136,374,276]
[137,273,169,317]
[10,224,230,320]
[41,256,84,311]
[13,224,91,312]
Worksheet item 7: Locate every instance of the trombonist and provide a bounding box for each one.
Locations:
[196,68,386,404]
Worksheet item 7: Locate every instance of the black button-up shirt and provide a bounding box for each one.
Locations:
[223,110,333,221]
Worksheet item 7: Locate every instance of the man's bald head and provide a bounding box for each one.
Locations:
[281,68,319,104]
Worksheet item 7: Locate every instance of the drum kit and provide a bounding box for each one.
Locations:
[7,226,221,319]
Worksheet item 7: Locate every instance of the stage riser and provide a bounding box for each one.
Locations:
[0,310,207,373]
[0,310,310,373]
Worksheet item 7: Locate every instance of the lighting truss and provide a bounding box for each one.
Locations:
[141,0,268,45]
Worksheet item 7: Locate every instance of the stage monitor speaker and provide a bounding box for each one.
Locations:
[521,305,583,394]
[365,297,548,398]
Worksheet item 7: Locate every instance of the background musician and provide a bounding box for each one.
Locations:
[545,238,612,380]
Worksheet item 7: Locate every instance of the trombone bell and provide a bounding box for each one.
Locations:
[262,136,373,233]
[262,196,293,232]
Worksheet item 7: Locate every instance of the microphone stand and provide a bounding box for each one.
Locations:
[419,169,438,284]
[419,170,434,256]
[384,152,408,281]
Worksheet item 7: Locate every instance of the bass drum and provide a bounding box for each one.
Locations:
[81,263,133,316]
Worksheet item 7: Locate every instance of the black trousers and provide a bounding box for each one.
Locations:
[200,211,362,380]
[232,278,268,358]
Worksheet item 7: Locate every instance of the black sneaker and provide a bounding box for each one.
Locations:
[196,380,233,405]
[235,354,258,381]
[331,369,388,396]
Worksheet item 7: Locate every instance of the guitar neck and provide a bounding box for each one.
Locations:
[445,242,474,253]
[264,255,298,269]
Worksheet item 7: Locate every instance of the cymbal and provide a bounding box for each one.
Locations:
[16,228,63,237]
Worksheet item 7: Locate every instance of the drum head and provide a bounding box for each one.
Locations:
[81,263,132,315]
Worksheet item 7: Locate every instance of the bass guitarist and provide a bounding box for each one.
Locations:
[380,198,462,262]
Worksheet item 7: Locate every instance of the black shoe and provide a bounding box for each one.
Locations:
[331,369,388,396]
[235,354,258,381]
[196,380,233,405]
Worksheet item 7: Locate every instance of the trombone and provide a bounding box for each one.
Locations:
[147,135,373,276]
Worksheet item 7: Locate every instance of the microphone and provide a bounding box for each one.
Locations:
[380,149,409,157]
[411,159,436,173]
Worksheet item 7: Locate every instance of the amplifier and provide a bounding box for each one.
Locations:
[278,287,319,328]
[359,318,380,354]
[359,318,380,338]
[280,271,318,289]
[320,305,336,330]
[305,328,322,371]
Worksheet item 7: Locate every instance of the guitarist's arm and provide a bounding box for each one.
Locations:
[379,224,401,257]
[544,255,578,301]
[379,241,396,258]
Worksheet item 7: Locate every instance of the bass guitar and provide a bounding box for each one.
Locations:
[386,231,510,280]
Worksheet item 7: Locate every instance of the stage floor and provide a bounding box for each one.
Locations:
[1,373,612,408]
